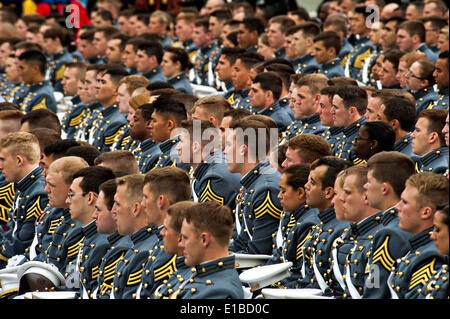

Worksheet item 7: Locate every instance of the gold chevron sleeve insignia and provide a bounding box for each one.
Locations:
[55,64,66,81]
[227,93,234,105]
[127,266,144,286]
[354,49,372,69]
[287,214,296,228]
[67,236,85,257]
[0,182,15,207]
[103,251,126,282]
[25,196,43,220]
[153,255,177,282]
[409,258,437,290]
[296,229,312,260]
[91,265,99,279]
[48,217,63,234]
[254,191,282,220]
[200,180,224,205]
[31,97,48,111]
[371,236,395,271]
[104,129,122,145]
[352,157,366,165]
[0,205,10,223]
[69,109,85,127]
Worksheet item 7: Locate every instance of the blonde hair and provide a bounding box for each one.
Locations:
[47,156,89,185]
[0,131,40,163]
[405,173,449,211]
[129,93,151,110]
[399,51,427,68]
[118,75,150,96]
[116,173,145,206]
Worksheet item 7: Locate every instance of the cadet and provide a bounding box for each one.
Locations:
[89,66,129,153]
[42,27,74,93]
[249,72,293,134]
[282,74,328,142]
[286,22,321,74]
[267,15,295,59]
[161,47,194,95]
[362,151,415,298]
[64,166,115,297]
[214,47,245,94]
[289,157,351,291]
[396,20,438,63]
[169,201,244,299]
[405,59,440,115]
[15,50,57,113]
[138,167,192,299]
[267,164,320,267]
[172,12,197,59]
[390,173,448,298]
[189,17,220,87]
[93,26,119,63]
[331,85,368,164]
[377,97,417,157]
[150,97,189,171]
[190,96,232,129]
[336,165,384,299]
[142,201,196,299]
[237,17,265,52]
[225,118,283,255]
[94,150,139,176]
[411,109,449,174]
[318,86,344,155]
[129,103,161,174]
[93,179,133,299]
[77,30,106,64]
[149,11,172,47]
[421,202,449,299]
[281,134,331,169]
[431,51,449,110]
[176,119,241,209]
[136,41,166,83]
[110,174,161,299]
[344,7,372,80]
[311,31,345,79]
[0,132,48,269]
[379,49,404,89]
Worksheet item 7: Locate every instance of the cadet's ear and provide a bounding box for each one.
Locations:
[16,154,25,166]
[420,205,434,221]
[323,186,335,200]
[201,231,211,247]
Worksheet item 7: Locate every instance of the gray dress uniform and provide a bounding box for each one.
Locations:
[16,80,57,113]
[429,87,448,110]
[228,88,252,112]
[281,114,328,143]
[334,117,366,164]
[153,135,191,173]
[135,138,161,174]
[394,132,414,158]
[257,99,296,135]
[89,103,128,153]
[388,227,447,299]
[415,146,449,175]
[363,207,413,299]
[77,221,109,299]
[151,256,191,299]
[345,36,372,79]
[413,86,440,116]
[168,72,193,95]
[161,255,244,299]
[191,151,241,210]
[61,96,88,140]
[48,48,74,93]
[143,66,167,83]
[266,203,319,266]
[314,58,345,79]
[322,126,344,156]
[0,171,14,228]
[0,167,48,269]
[74,102,103,142]
[419,263,449,299]
[416,43,439,63]
[341,213,384,299]
[111,226,161,299]
[95,233,133,299]
[292,53,320,74]
[284,207,349,290]
[229,159,283,255]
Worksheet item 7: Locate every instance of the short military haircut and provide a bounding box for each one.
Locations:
[327,77,358,87]
[282,163,311,190]
[417,108,447,147]
[94,150,139,176]
[72,165,116,194]
[18,49,47,75]
[152,97,187,127]
[362,121,396,152]
[252,71,283,101]
[220,46,246,66]
[0,131,41,163]
[42,27,68,44]
[183,201,234,247]
[398,20,426,43]
[64,145,101,166]
[241,17,265,35]
[0,110,23,134]
[167,201,197,233]
[194,17,209,32]
[180,119,220,149]
[341,164,369,194]
[229,118,275,158]
[366,151,415,198]
[210,8,232,21]
[47,156,89,185]
[79,29,95,41]
[116,173,145,206]
[137,40,164,64]
[118,75,150,95]
[382,97,416,132]
[99,179,117,211]
[314,31,342,55]
[29,127,61,152]
[192,96,231,124]
[20,109,61,135]
[144,166,191,204]
[294,73,329,95]
[323,13,349,37]
[268,15,296,33]
[287,134,332,164]
[310,156,353,190]
[43,139,80,158]
[137,103,155,122]
[333,85,368,115]
[222,108,252,124]
[405,172,449,210]
[235,51,265,70]
[101,65,130,86]
[296,21,321,38]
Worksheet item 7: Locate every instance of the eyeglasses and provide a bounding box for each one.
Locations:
[354,136,372,142]
[405,69,424,80]
[67,192,86,199]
